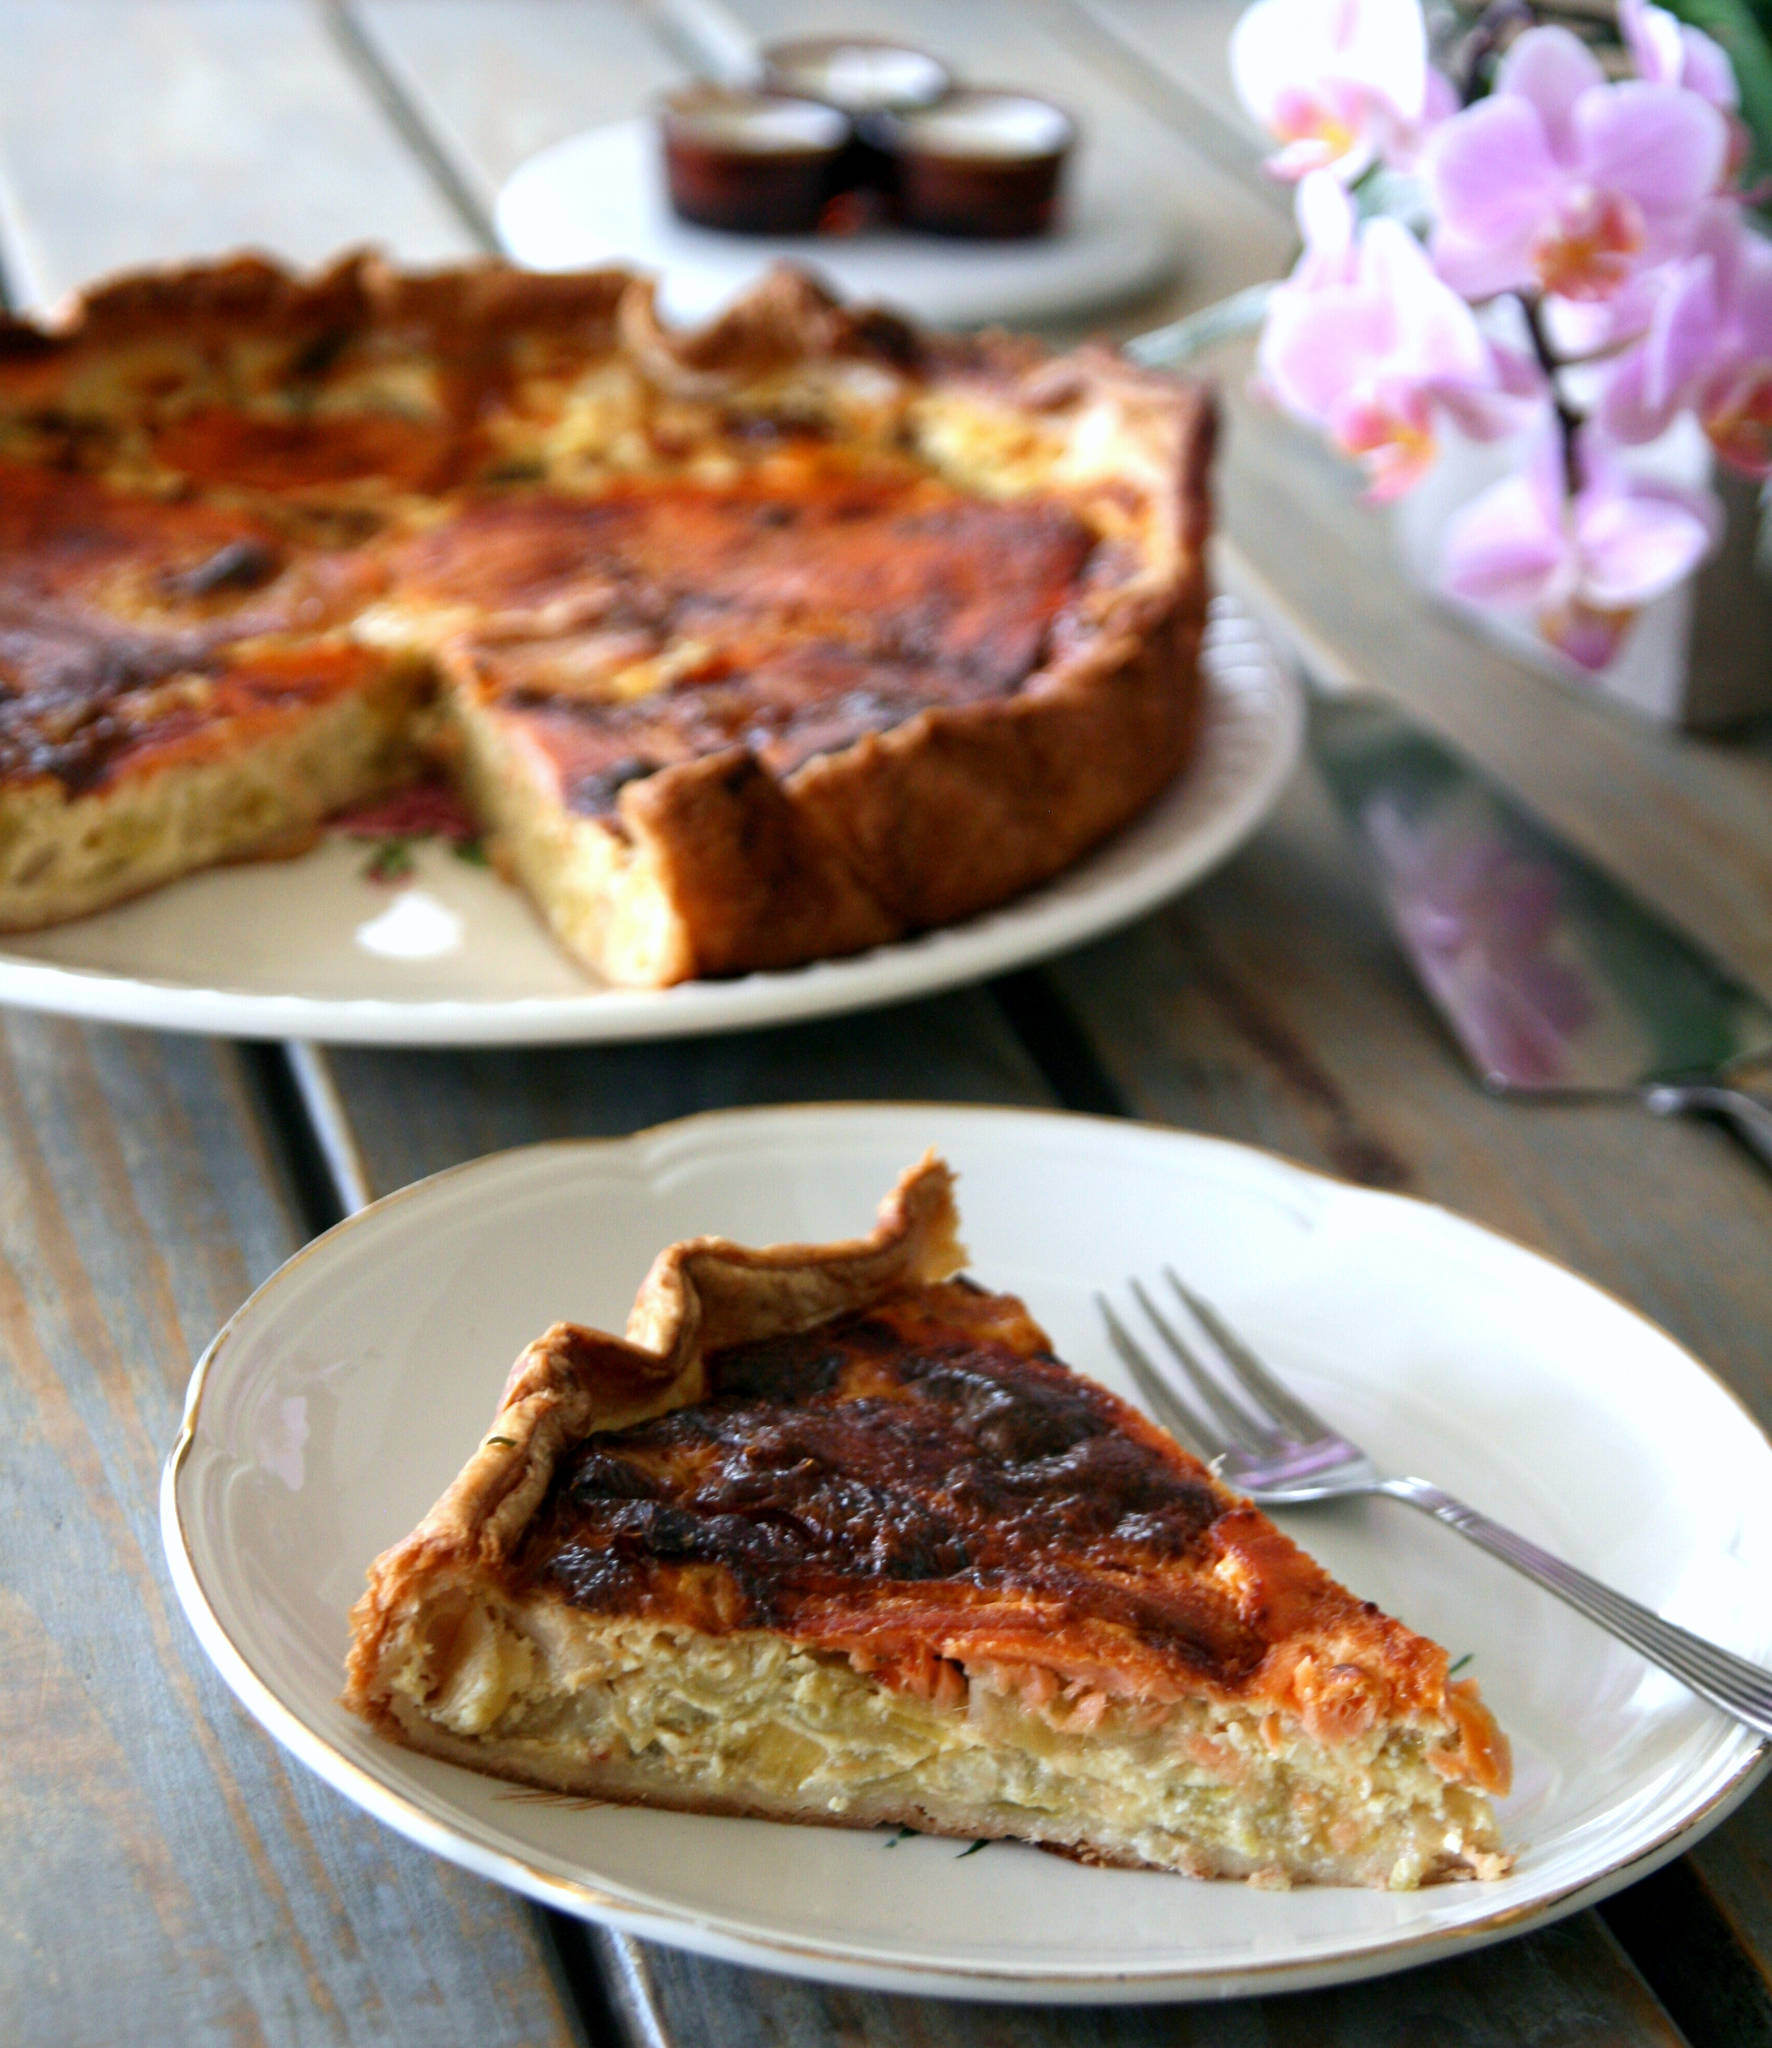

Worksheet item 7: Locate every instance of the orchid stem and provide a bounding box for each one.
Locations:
[1123,283,1277,369]
[1453,0,1534,103]
[1520,293,1584,496]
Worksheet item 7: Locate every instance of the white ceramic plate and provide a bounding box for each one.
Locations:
[164,1103,1772,2003]
[496,117,1182,329]
[0,601,1299,1045]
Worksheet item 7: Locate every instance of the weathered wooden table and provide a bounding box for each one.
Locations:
[4,2,1771,2041]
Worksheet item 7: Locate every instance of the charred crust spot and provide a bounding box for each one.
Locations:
[289,324,354,383]
[519,1295,1262,1681]
[719,410,832,447]
[564,754,660,816]
[563,1451,661,1505]
[4,708,127,793]
[842,307,924,370]
[159,537,281,599]
[0,618,227,791]
[0,325,62,362]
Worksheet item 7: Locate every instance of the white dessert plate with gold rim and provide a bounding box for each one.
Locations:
[163,1102,1772,2002]
[0,600,1297,1046]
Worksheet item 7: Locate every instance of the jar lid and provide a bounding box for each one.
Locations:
[884,90,1076,163]
[762,37,951,115]
[660,84,850,156]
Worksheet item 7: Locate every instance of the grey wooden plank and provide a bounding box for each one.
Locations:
[325,987,1051,1188]
[352,0,679,211]
[0,1016,582,2047]
[612,1908,1686,2047]
[1059,0,1263,171]
[0,0,474,307]
[1680,1807,1772,2035]
[1603,1854,1772,2047]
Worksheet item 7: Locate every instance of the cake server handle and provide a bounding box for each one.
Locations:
[1643,1082,1772,1175]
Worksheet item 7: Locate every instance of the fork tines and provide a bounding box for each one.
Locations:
[1098,1270,1332,1464]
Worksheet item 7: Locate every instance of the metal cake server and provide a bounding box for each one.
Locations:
[1307,689,1772,1172]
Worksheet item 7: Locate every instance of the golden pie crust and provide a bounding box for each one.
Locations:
[345,1157,1511,1887]
[0,255,1212,985]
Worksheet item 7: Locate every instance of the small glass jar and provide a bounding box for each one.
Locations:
[760,37,951,118]
[761,38,953,222]
[880,90,1076,239]
[659,85,851,235]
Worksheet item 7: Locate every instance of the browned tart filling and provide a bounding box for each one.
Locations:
[0,256,1212,984]
[346,1157,1511,1887]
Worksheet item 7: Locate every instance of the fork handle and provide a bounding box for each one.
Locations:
[1379,1476,1772,1741]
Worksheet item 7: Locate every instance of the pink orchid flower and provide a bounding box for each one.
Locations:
[1258,173,1543,499]
[1230,0,1447,181]
[1425,27,1729,303]
[1442,430,1719,666]
[1599,205,1772,475]
[1620,0,1739,115]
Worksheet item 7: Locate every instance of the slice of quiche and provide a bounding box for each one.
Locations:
[345,1157,1510,1889]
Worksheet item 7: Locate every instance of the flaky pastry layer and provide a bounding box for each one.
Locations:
[346,1158,1511,1887]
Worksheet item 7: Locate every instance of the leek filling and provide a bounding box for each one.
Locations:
[384,1600,1503,1889]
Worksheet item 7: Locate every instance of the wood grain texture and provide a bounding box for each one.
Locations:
[0,0,475,308]
[1059,0,1270,171]
[324,988,1050,1192]
[351,0,679,208]
[600,1909,1687,2048]
[1683,1804,1772,2035]
[1048,763,1772,1406]
[0,1015,581,2048]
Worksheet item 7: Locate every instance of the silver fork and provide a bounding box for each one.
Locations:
[1100,1272,1772,1743]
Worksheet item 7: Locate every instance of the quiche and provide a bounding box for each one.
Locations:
[0,254,1212,985]
[345,1156,1511,1888]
